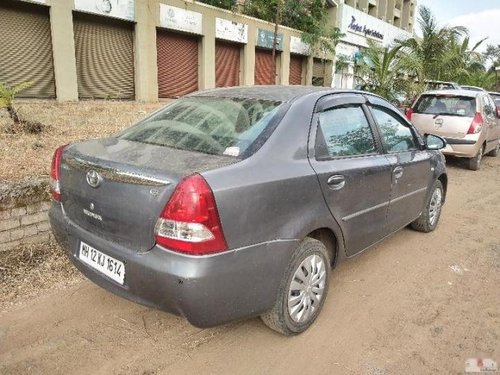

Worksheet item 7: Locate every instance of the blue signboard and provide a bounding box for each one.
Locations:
[256,29,284,51]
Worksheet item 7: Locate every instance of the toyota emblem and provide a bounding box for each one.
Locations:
[86,170,102,188]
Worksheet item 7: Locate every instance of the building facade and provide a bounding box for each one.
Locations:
[0,0,415,102]
[332,0,415,89]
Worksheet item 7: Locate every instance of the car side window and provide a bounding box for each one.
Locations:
[316,105,377,159]
[483,95,494,118]
[371,107,417,152]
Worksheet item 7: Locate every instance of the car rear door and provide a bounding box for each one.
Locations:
[308,94,393,256]
[367,97,433,233]
[483,94,500,151]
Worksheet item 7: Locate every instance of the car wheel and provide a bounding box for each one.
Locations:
[410,180,444,233]
[260,237,330,336]
[468,145,484,170]
[487,142,499,157]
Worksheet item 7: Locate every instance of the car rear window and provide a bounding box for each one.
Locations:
[119,96,282,158]
[414,95,476,117]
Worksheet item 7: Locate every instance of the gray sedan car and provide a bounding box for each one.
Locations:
[49,86,447,335]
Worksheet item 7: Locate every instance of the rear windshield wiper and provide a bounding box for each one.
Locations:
[431,112,464,119]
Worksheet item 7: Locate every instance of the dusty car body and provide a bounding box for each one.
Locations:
[50,86,448,335]
[408,89,500,170]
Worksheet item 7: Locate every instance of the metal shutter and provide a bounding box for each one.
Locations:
[73,14,135,99]
[312,58,325,87]
[289,55,303,85]
[0,1,55,98]
[157,30,199,98]
[255,49,275,85]
[215,41,240,88]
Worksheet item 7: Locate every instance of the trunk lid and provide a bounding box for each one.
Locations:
[60,138,236,252]
[412,113,475,138]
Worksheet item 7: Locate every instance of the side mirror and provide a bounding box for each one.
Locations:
[424,134,446,150]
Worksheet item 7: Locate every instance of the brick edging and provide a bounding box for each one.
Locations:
[0,179,52,252]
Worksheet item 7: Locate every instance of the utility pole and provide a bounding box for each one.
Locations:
[271,0,281,84]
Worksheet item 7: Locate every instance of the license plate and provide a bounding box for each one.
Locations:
[79,242,125,285]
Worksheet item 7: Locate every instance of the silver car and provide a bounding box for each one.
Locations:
[50,87,448,335]
[408,89,500,170]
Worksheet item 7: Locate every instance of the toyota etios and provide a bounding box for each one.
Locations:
[50,86,447,335]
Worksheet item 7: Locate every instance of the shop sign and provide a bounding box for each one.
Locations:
[159,4,203,35]
[290,36,310,55]
[256,29,283,51]
[74,0,135,21]
[215,18,248,43]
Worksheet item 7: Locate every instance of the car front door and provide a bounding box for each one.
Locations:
[308,94,393,256]
[367,98,434,234]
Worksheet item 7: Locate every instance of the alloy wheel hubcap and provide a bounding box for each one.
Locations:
[287,254,326,323]
[429,188,442,226]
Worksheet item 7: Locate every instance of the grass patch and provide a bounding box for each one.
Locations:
[0,240,82,308]
[0,100,166,182]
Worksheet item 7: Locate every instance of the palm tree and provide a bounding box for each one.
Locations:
[397,6,468,82]
[441,36,488,82]
[355,40,404,100]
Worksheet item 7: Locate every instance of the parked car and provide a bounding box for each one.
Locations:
[49,86,448,336]
[489,92,500,116]
[460,85,486,92]
[407,89,500,170]
[424,80,461,91]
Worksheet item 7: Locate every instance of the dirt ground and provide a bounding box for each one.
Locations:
[0,156,499,375]
[0,100,165,182]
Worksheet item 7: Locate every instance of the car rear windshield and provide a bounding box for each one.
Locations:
[414,95,476,117]
[119,96,282,158]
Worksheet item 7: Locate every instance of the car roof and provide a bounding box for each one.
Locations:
[460,85,485,91]
[424,80,457,84]
[489,91,500,96]
[420,89,482,98]
[188,85,364,102]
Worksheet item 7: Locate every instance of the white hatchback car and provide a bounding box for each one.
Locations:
[407,90,500,170]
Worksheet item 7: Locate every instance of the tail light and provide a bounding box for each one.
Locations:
[467,112,483,134]
[405,108,413,121]
[154,174,228,255]
[50,145,66,201]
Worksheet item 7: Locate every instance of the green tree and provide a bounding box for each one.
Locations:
[334,54,350,88]
[243,0,342,54]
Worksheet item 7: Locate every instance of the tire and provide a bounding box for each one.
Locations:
[487,142,499,157]
[468,145,484,170]
[410,180,444,233]
[260,237,330,336]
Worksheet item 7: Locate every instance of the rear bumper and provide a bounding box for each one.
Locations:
[49,203,298,327]
[442,136,480,158]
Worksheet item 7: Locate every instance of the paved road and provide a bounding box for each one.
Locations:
[1,157,499,375]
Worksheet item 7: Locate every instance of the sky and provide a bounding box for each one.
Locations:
[416,0,500,51]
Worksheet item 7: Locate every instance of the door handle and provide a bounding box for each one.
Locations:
[327,175,345,190]
[393,166,404,179]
